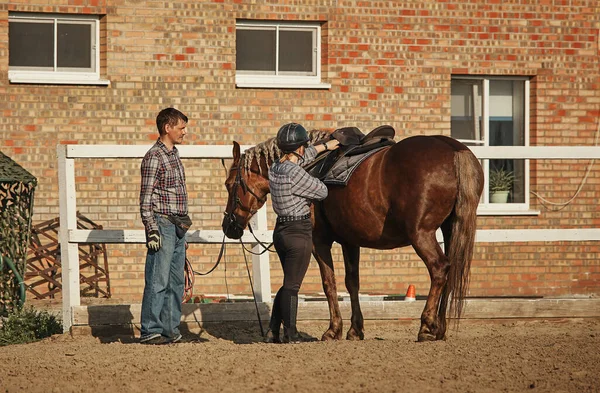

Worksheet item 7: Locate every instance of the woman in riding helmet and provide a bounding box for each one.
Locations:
[265,123,340,343]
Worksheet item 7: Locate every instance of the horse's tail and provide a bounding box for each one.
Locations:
[445,148,483,323]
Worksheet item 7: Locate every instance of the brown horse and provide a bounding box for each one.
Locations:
[222,131,484,342]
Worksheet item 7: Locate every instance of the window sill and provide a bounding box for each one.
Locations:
[477,208,541,216]
[236,81,331,90]
[9,76,111,86]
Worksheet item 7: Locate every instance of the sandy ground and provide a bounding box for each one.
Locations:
[0,318,598,393]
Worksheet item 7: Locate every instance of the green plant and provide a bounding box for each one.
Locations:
[489,167,515,192]
[0,306,62,346]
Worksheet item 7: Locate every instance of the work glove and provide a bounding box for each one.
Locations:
[146,229,161,252]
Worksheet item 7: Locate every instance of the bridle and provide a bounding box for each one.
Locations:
[223,155,268,234]
[190,153,273,338]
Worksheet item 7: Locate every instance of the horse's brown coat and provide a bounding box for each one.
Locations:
[223,134,483,341]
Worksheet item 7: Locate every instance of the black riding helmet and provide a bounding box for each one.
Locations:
[276,123,310,153]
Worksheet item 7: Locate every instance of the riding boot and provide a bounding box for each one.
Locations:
[264,288,283,343]
[281,289,301,343]
[263,329,281,344]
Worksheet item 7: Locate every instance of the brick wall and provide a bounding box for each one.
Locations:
[1,0,599,302]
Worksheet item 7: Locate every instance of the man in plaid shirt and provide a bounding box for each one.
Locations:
[139,107,189,345]
[265,123,339,344]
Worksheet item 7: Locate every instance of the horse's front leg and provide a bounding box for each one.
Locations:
[341,244,364,340]
[312,238,343,341]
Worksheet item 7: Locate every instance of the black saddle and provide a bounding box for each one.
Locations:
[329,125,395,147]
[307,125,396,180]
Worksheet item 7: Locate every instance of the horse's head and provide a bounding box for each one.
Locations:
[222,141,270,239]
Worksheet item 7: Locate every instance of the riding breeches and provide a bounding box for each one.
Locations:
[273,218,313,292]
[269,218,312,331]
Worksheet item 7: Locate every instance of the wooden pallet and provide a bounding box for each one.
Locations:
[25,213,111,299]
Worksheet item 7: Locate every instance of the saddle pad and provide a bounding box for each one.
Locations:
[321,146,390,186]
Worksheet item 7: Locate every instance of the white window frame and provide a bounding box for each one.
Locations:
[8,13,109,86]
[451,75,531,214]
[235,20,330,89]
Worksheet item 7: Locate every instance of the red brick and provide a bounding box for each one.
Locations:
[1,0,597,301]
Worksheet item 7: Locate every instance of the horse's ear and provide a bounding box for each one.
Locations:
[232,141,241,163]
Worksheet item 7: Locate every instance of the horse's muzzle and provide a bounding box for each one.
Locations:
[222,213,244,240]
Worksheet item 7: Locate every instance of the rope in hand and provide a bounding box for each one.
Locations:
[182,237,227,305]
[182,254,195,304]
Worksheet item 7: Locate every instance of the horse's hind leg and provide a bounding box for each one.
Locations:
[411,230,450,342]
[435,219,454,340]
[341,244,364,340]
[312,238,343,341]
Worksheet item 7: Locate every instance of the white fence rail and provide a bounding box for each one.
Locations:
[58,144,600,331]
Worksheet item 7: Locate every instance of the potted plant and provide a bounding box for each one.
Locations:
[489,167,514,203]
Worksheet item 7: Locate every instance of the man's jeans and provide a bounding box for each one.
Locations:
[140,214,186,339]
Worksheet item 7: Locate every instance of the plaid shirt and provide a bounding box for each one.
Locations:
[269,146,327,217]
[140,140,188,232]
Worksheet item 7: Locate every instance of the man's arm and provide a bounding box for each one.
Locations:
[140,154,160,232]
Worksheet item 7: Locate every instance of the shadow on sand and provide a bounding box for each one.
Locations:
[83,303,317,345]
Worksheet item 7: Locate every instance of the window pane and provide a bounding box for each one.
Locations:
[236,28,276,72]
[451,80,483,142]
[490,159,525,203]
[489,80,526,203]
[279,30,313,73]
[9,21,54,67]
[489,80,525,146]
[57,23,92,68]
[489,80,525,203]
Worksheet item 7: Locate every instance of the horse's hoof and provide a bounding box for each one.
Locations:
[321,330,342,341]
[417,325,437,342]
[346,330,364,341]
[417,332,437,342]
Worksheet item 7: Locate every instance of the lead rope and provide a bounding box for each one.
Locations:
[191,236,227,276]
[183,233,265,337]
[182,254,194,303]
[182,237,227,304]
[242,223,275,255]
[240,238,265,337]
[182,158,265,334]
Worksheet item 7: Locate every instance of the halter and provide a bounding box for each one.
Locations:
[191,155,270,337]
[223,155,267,231]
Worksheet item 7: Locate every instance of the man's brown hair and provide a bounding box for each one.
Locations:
[156,108,188,135]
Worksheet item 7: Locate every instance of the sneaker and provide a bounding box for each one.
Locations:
[140,334,168,345]
[140,333,160,343]
[167,333,182,344]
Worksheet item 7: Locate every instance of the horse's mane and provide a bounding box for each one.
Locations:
[243,129,330,172]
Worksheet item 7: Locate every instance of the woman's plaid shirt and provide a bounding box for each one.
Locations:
[268,146,328,217]
[139,140,188,232]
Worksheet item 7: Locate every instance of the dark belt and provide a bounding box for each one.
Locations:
[156,212,185,218]
[276,213,311,223]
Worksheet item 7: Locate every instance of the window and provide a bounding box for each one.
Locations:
[8,13,108,85]
[451,76,530,211]
[235,20,330,89]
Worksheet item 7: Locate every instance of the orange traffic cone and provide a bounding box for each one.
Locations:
[405,284,416,302]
